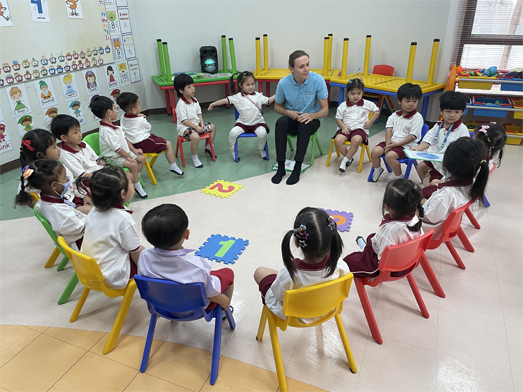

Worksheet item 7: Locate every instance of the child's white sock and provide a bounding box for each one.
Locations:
[259,148,267,159]
[169,162,183,175]
[356,236,366,251]
[339,157,352,172]
[192,154,203,168]
[133,181,147,198]
[395,172,403,178]
[230,147,236,160]
[371,167,384,182]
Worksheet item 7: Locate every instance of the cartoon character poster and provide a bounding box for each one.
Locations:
[83,68,100,95]
[117,61,130,86]
[117,8,131,34]
[104,64,119,89]
[44,106,59,127]
[65,0,83,18]
[34,77,57,108]
[60,73,80,101]
[0,123,14,154]
[122,35,135,59]
[110,89,121,111]
[68,100,85,124]
[0,0,13,27]
[111,35,125,61]
[127,59,141,83]
[29,0,50,22]
[6,84,32,117]
[16,114,34,137]
[106,10,118,33]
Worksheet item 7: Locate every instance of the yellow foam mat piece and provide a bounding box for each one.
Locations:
[201,180,243,199]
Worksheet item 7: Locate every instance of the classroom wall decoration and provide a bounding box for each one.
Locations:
[60,73,81,101]
[115,0,127,7]
[34,77,58,109]
[122,35,135,59]
[68,100,85,124]
[0,107,13,155]
[128,59,141,83]
[83,68,100,96]
[0,0,13,27]
[16,114,34,137]
[65,0,83,19]
[117,61,130,86]
[106,10,118,33]
[110,88,121,111]
[29,0,50,23]
[111,35,125,61]
[117,8,131,34]
[44,106,59,127]
[104,64,119,88]
[5,84,32,117]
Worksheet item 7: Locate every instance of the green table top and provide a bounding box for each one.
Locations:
[152,70,238,88]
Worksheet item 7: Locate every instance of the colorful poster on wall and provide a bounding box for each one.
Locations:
[104,0,115,7]
[116,61,130,86]
[82,68,101,96]
[111,35,125,61]
[117,8,131,34]
[60,73,81,101]
[106,10,119,33]
[65,0,83,18]
[104,64,119,89]
[5,84,32,117]
[127,59,141,83]
[115,0,127,7]
[0,122,14,154]
[16,114,34,137]
[68,100,85,124]
[122,35,135,59]
[44,106,59,127]
[0,0,13,27]
[34,77,58,109]
[29,0,50,22]
[109,89,121,111]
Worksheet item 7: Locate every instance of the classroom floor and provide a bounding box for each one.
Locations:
[0,107,522,392]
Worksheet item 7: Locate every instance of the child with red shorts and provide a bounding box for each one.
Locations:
[139,204,234,312]
[370,83,424,182]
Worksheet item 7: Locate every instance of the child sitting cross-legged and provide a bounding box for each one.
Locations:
[138,204,234,311]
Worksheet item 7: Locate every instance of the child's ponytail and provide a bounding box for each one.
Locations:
[281,229,298,282]
[471,160,489,206]
[15,159,62,207]
[229,72,240,95]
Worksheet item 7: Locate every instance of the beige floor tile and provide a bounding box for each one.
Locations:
[44,327,105,351]
[0,325,40,367]
[0,334,85,392]
[49,352,138,392]
[506,325,523,375]
[285,361,358,392]
[90,333,164,371]
[23,325,48,333]
[124,373,192,392]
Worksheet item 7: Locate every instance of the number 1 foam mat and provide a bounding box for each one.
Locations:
[201,180,243,199]
[196,234,249,264]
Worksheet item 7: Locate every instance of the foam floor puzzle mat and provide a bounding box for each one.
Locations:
[195,234,249,264]
[321,209,354,232]
[201,180,243,199]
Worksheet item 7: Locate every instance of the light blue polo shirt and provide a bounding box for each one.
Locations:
[275,71,328,114]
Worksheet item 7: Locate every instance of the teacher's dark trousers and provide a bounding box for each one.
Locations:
[274,116,320,163]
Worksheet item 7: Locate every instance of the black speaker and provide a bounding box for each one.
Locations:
[200,46,218,74]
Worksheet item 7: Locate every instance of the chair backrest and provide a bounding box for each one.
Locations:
[438,201,474,242]
[373,64,394,76]
[420,124,429,140]
[374,230,434,284]
[134,275,208,321]
[83,133,100,155]
[34,205,63,252]
[282,273,353,327]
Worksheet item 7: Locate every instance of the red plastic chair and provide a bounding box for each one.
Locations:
[364,65,395,122]
[175,133,216,167]
[354,230,435,344]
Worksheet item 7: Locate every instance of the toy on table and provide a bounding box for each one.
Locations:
[196,234,249,265]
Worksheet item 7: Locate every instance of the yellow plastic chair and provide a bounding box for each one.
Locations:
[57,236,137,354]
[256,273,357,392]
[326,139,372,173]
[143,151,165,185]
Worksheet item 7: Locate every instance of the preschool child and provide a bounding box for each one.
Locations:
[139,204,234,311]
[422,137,488,235]
[116,92,184,175]
[17,129,91,212]
[370,83,424,182]
[412,91,470,186]
[473,123,506,170]
[174,73,217,168]
[208,71,275,161]
[89,95,148,198]
[51,114,105,179]
[81,167,144,289]
[253,207,349,322]
[15,159,86,250]
[333,78,379,172]
[344,178,424,278]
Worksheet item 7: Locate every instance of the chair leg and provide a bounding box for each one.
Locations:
[234,139,239,162]
[176,139,186,167]
[58,272,79,305]
[56,255,69,271]
[103,281,137,354]
[310,139,315,166]
[267,313,287,392]
[225,306,236,329]
[404,161,412,179]
[354,279,383,344]
[70,287,91,322]
[326,139,335,167]
[45,247,60,268]
[357,145,365,173]
[256,307,268,341]
[149,155,160,166]
[206,138,216,162]
[484,195,490,207]
[334,314,357,373]
[264,141,269,161]
[465,207,481,229]
[457,227,475,252]
[144,159,157,185]
[406,274,429,318]
[210,307,224,385]
[140,314,157,373]
[316,135,323,155]
[367,166,375,182]
[419,254,446,298]
[445,241,466,270]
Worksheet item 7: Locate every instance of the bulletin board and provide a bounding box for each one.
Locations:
[0,0,112,83]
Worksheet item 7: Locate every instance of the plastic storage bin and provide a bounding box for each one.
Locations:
[458,75,497,89]
[512,98,522,120]
[504,123,523,145]
[499,75,523,92]
[472,96,511,118]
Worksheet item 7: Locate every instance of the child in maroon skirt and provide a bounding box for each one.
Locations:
[344,178,424,278]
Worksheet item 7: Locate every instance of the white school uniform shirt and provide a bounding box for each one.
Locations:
[36,194,86,247]
[385,110,424,149]
[82,206,141,289]
[371,215,423,260]
[138,248,221,305]
[60,142,103,178]
[227,92,270,126]
[421,120,470,173]
[99,121,131,160]
[120,114,152,144]
[264,257,350,322]
[335,99,379,135]
[176,97,202,136]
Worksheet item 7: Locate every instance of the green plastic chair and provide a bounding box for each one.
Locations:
[33,206,79,305]
[287,132,324,166]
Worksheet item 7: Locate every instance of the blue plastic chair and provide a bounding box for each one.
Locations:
[233,108,269,162]
[134,275,235,384]
[368,124,429,182]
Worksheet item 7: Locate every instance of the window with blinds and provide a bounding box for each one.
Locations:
[456,0,523,70]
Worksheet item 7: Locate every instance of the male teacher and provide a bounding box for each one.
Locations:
[271,50,329,185]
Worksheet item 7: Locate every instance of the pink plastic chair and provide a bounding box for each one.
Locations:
[175,133,216,167]
[354,230,435,344]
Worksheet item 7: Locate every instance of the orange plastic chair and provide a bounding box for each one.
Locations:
[354,230,434,344]
[57,236,137,354]
[175,133,216,167]
[143,151,165,185]
[326,139,371,173]
[256,274,357,392]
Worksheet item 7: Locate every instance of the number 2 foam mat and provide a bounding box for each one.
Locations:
[201,180,243,199]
